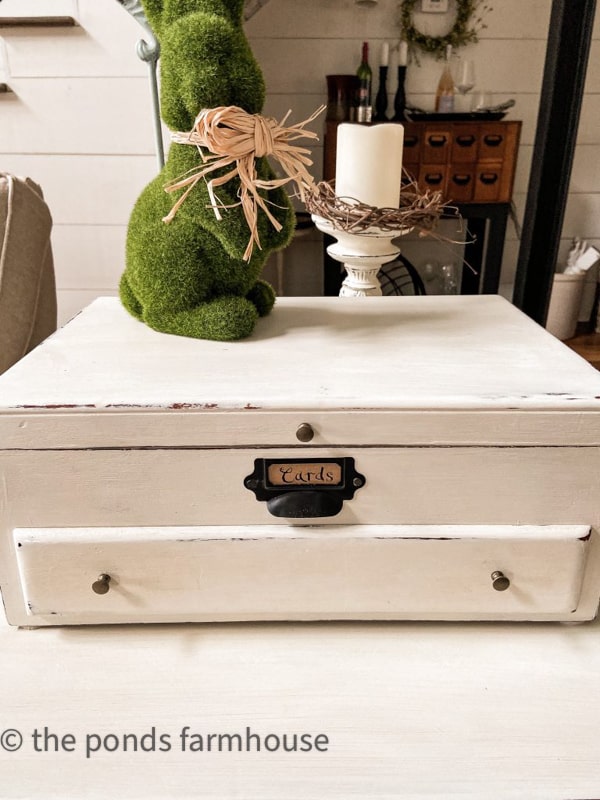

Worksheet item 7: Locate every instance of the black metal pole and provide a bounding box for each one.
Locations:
[512,0,596,324]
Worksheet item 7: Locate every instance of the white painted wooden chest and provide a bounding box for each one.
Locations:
[1,295,600,626]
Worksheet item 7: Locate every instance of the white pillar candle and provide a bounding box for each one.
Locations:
[335,123,404,209]
[398,40,408,66]
[381,41,389,67]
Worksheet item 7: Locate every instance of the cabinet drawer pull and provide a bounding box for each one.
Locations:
[92,573,112,595]
[452,174,471,186]
[480,172,499,185]
[296,422,315,442]
[456,134,476,147]
[427,134,447,147]
[483,134,503,147]
[404,135,419,147]
[424,173,444,185]
[491,570,510,591]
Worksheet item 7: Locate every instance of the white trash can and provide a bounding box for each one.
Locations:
[546,273,586,341]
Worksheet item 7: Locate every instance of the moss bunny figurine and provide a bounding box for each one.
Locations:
[120,0,296,341]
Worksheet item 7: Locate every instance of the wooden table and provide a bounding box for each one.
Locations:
[566,331,600,370]
[1,296,600,796]
[1,612,600,798]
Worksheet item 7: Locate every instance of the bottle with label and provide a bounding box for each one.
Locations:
[435,44,455,114]
[356,41,372,123]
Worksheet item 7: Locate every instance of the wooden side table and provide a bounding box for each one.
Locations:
[0,295,599,795]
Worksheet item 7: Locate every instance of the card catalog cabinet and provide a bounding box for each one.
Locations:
[0,296,599,626]
[402,120,521,203]
[324,120,521,204]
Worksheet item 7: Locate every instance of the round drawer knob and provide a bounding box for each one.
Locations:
[491,570,510,591]
[296,423,315,443]
[92,573,112,595]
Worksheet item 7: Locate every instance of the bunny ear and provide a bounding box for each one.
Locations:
[141,0,164,33]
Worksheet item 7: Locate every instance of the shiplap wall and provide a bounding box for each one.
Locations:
[0,0,598,324]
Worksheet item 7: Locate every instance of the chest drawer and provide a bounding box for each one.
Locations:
[3,441,600,625]
[13,525,593,625]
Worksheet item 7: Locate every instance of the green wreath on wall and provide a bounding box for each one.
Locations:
[399,0,491,59]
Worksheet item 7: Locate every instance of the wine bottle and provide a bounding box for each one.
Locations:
[435,44,455,114]
[356,41,372,124]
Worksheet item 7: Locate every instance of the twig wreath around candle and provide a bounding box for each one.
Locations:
[399,0,492,59]
[306,173,455,298]
[305,175,451,237]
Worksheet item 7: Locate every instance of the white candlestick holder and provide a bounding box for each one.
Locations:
[313,215,411,297]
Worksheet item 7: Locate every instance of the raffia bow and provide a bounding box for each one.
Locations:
[163,104,325,261]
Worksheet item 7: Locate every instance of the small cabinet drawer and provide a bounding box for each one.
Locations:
[451,127,479,163]
[402,122,421,165]
[448,169,475,202]
[422,127,452,163]
[474,162,503,201]
[478,124,508,160]
[12,524,594,625]
[418,164,448,194]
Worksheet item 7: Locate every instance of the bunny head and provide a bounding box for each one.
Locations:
[143,0,265,131]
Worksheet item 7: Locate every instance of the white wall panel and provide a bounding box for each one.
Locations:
[563,194,600,241]
[0,32,7,81]
[513,146,533,196]
[483,0,552,39]
[584,40,600,91]
[0,154,157,225]
[0,78,155,154]
[247,0,552,42]
[52,225,127,290]
[499,238,520,286]
[571,146,600,194]
[579,95,600,146]
[263,93,327,134]
[0,0,76,16]
[2,4,144,78]
[247,0,401,41]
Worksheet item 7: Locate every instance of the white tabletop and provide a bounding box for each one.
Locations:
[2,295,600,412]
[1,612,600,799]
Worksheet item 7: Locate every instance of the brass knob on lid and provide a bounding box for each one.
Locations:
[296,423,315,443]
[491,570,510,591]
[92,573,112,595]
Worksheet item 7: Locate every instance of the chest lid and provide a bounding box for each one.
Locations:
[1,295,600,449]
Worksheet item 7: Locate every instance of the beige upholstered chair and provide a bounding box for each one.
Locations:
[0,173,57,374]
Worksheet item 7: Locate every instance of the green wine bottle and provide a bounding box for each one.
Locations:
[356,41,372,123]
